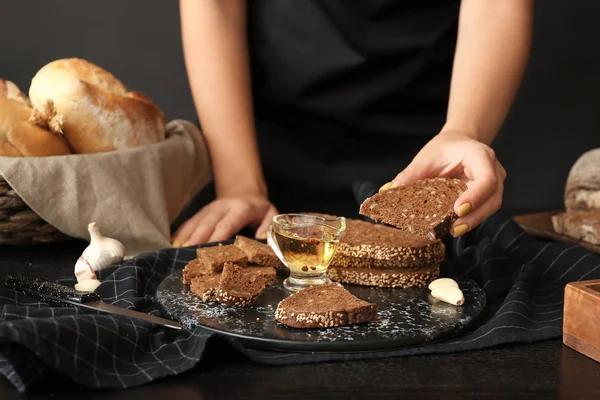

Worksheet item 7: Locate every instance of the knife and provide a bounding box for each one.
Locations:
[4,275,182,330]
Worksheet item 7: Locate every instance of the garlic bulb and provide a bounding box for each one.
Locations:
[74,257,97,282]
[75,279,102,292]
[76,222,125,275]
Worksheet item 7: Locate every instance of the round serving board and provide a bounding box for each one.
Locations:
[156,268,486,353]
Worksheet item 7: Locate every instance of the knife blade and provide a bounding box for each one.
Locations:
[4,275,182,330]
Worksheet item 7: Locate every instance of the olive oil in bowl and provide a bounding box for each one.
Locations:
[267,214,346,292]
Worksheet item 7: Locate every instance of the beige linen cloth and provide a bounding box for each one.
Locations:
[0,119,212,258]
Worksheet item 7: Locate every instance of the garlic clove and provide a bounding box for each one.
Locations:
[430,286,465,306]
[428,278,459,291]
[427,293,441,304]
[74,256,97,282]
[74,279,102,292]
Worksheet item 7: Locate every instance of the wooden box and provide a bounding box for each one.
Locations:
[563,280,600,362]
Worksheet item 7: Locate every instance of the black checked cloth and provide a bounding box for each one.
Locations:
[2,181,600,393]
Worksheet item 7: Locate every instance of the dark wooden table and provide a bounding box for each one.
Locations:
[1,212,600,399]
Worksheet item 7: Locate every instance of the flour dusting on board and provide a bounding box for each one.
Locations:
[157,269,486,352]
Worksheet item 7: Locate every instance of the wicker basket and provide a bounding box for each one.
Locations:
[0,178,71,244]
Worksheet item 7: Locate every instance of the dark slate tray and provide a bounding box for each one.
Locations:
[156,268,486,353]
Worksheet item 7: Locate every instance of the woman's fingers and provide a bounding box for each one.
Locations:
[208,202,255,243]
[172,206,211,246]
[172,197,277,246]
[255,206,279,239]
[451,160,505,236]
[389,156,438,191]
[187,205,230,245]
[452,147,499,220]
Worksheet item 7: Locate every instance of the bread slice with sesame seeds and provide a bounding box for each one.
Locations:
[189,273,220,302]
[247,264,277,285]
[233,235,282,268]
[275,283,378,329]
[332,218,446,269]
[327,265,439,288]
[196,244,248,273]
[359,177,467,240]
[215,262,269,307]
[182,258,215,285]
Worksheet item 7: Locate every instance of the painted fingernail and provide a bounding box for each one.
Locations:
[453,224,469,237]
[379,181,394,193]
[258,232,267,240]
[183,242,190,247]
[457,203,472,217]
[172,240,181,248]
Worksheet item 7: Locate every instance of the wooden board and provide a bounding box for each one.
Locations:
[512,211,600,255]
[563,280,600,363]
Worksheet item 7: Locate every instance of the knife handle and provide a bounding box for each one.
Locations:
[4,275,101,306]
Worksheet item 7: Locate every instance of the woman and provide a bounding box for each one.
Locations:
[174,0,534,246]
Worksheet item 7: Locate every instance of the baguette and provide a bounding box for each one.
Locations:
[0,79,31,107]
[29,58,166,154]
[0,97,71,157]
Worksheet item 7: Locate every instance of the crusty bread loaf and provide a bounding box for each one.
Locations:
[0,97,71,157]
[0,79,31,107]
[564,149,600,211]
[29,58,166,154]
[360,178,467,239]
[327,265,440,288]
[552,211,600,245]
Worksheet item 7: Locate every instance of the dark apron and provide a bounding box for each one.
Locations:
[248,0,459,217]
[177,0,460,229]
[255,113,431,218]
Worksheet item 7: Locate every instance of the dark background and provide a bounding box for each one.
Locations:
[1,0,598,211]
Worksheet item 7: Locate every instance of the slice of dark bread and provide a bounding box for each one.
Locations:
[327,265,439,288]
[234,235,282,268]
[275,283,378,329]
[188,264,275,304]
[332,218,445,269]
[189,274,220,302]
[247,264,277,285]
[215,263,269,307]
[552,211,600,245]
[359,178,467,239]
[196,244,248,273]
[182,259,215,285]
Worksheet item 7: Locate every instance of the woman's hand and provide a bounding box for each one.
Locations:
[179,0,276,246]
[382,0,530,238]
[386,130,506,237]
[172,195,278,246]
